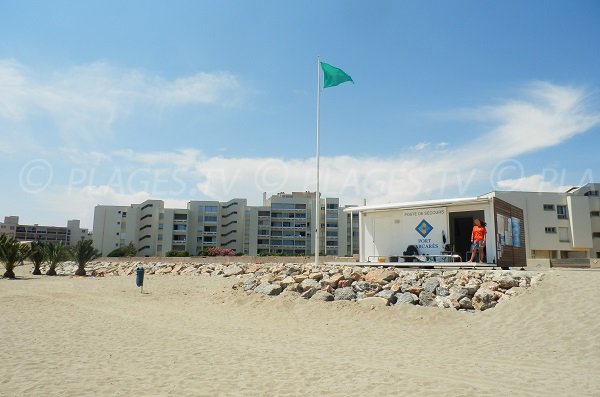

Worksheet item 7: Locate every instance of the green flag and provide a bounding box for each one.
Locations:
[320,62,353,88]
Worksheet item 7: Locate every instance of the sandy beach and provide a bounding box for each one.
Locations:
[1,266,599,397]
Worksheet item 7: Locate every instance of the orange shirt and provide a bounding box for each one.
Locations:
[472,225,487,242]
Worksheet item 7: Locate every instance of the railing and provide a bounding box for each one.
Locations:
[222,239,237,246]
[138,235,151,241]
[222,211,238,218]
[222,220,238,227]
[221,230,237,237]
[222,201,238,209]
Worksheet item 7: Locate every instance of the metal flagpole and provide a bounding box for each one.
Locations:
[315,56,321,266]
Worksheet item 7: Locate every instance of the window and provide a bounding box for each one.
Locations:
[543,204,555,211]
[558,227,569,242]
[591,211,600,217]
[158,224,164,229]
[593,232,600,238]
[204,206,218,212]
[158,234,163,241]
[116,232,119,236]
[557,205,568,219]
[326,231,338,237]
[584,190,599,196]
[204,216,218,222]
[545,227,556,233]
[157,245,162,252]
[117,221,120,225]
[326,203,338,210]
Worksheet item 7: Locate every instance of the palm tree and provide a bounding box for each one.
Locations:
[29,241,47,275]
[71,240,101,276]
[0,235,31,279]
[45,242,69,276]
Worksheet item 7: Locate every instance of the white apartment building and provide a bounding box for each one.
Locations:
[0,216,91,246]
[93,192,358,257]
[493,183,600,260]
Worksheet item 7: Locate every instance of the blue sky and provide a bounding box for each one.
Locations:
[1,0,599,228]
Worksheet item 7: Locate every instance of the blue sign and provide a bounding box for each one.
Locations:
[415,219,433,238]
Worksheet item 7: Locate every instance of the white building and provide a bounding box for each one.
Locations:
[93,192,358,257]
[0,216,91,246]
[345,183,600,267]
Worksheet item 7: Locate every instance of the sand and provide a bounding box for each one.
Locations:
[1,266,599,397]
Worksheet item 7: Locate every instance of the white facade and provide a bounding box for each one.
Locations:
[93,193,358,257]
[492,183,600,259]
[0,216,91,246]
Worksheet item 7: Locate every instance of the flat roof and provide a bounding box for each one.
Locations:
[343,196,490,213]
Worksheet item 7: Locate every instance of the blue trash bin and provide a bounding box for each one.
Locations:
[136,266,144,287]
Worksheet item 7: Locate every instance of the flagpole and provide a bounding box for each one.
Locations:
[315,56,321,266]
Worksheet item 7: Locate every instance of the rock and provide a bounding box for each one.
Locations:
[223,264,243,277]
[311,290,334,301]
[530,273,544,286]
[334,287,357,301]
[155,266,173,274]
[280,276,296,289]
[448,287,469,302]
[435,286,449,297]
[375,289,397,304]
[480,281,500,291]
[405,286,423,296]
[284,282,300,292]
[364,269,397,284]
[464,279,482,296]
[326,274,344,288]
[301,287,317,299]
[472,288,497,311]
[459,297,474,310]
[254,283,283,296]
[419,291,437,307]
[389,283,402,293]
[293,274,308,283]
[422,277,441,294]
[352,281,381,295]
[494,275,517,289]
[337,279,353,288]
[300,278,320,292]
[357,297,389,308]
[349,271,363,281]
[395,292,418,305]
[309,272,324,281]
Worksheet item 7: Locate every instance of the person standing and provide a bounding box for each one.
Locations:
[468,218,487,263]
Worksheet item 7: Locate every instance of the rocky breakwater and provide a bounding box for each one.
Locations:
[233,265,544,312]
[83,261,542,312]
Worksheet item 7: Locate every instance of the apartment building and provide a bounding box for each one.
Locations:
[93,192,359,257]
[493,183,600,259]
[0,216,91,246]
[93,199,247,257]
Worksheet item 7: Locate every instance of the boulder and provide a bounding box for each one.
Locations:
[395,292,418,305]
[352,281,381,295]
[254,283,283,296]
[435,286,449,297]
[155,266,173,274]
[422,277,441,294]
[223,264,244,277]
[293,274,308,283]
[472,288,497,311]
[494,275,517,289]
[337,279,353,288]
[326,274,344,288]
[280,276,296,289]
[334,287,357,301]
[311,290,334,301]
[375,289,397,304]
[309,272,324,281]
[364,269,397,284]
[480,281,500,291]
[405,286,423,296]
[300,278,320,292]
[419,291,437,307]
[301,287,317,299]
[459,297,474,310]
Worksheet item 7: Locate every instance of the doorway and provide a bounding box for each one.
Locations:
[449,210,485,262]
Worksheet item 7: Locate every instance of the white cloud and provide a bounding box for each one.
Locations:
[0,59,246,144]
[17,81,600,226]
[495,175,569,192]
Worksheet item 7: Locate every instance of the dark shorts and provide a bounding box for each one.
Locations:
[471,241,485,250]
